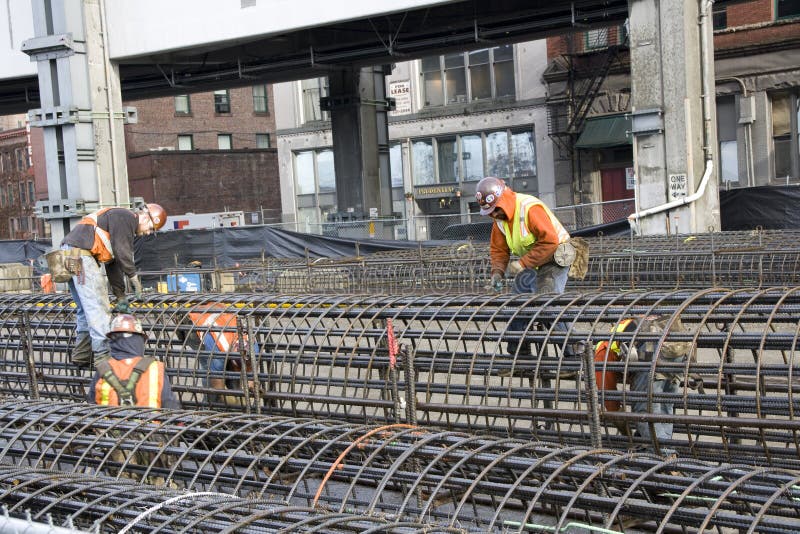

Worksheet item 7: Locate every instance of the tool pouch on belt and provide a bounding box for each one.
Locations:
[45,250,74,283]
[64,248,85,279]
[567,237,590,280]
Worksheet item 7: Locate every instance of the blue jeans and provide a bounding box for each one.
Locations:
[632,372,677,442]
[65,246,110,355]
[507,262,570,356]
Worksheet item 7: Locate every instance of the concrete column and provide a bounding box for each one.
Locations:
[628,0,720,234]
[328,66,393,226]
[24,0,131,245]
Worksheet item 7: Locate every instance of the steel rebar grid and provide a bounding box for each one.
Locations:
[1,289,799,466]
[0,401,798,533]
[0,467,466,533]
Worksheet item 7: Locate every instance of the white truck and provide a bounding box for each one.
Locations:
[163,211,245,231]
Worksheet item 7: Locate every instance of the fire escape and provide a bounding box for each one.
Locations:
[547,30,629,162]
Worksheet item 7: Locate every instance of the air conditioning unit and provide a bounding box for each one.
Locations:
[150,146,175,151]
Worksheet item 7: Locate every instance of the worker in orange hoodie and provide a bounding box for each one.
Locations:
[475,177,573,358]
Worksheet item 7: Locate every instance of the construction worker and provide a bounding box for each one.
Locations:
[87,313,180,409]
[594,315,692,447]
[475,176,574,358]
[186,303,257,406]
[61,203,166,368]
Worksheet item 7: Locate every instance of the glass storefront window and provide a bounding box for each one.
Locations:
[461,134,484,181]
[317,149,335,192]
[511,130,536,177]
[295,151,316,194]
[412,140,435,185]
[486,131,510,177]
[390,144,404,187]
[437,137,458,183]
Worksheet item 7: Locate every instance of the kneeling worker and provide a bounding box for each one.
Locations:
[88,314,181,409]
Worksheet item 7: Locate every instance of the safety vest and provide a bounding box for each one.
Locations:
[188,309,239,352]
[497,193,570,258]
[593,318,636,412]
[95,356,163,407]
[78,208,115,264]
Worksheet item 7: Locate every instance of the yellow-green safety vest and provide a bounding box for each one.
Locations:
[497,193,570,258]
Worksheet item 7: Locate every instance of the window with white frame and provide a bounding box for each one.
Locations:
[217,134,232,150]
[175,95,191,114]
[771,91,800,183]
[255,133,271,148]
[16,149,25,170]
[214,90,231,113]
[294,148,337,230]
[301,78,329,123]
[410,127,537,191]
[253,85,269,113]
[421,45,515,107]
[18,182,25,204]
[27,181,34,204]
[177,135,193,150]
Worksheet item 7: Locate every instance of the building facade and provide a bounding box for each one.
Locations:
[0,125,43,239]
[123,85,281,223]
[275,40,559,240]
[544,0,800,224]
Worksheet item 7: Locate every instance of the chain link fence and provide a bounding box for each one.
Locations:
[267,199,636,242]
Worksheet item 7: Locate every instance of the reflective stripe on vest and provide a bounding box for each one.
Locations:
[100,381,112,405]
[79,208,115,263]
[594,318,636,355]
[147,361,159,407]
[497,193,570,258]
[188,311,238,352]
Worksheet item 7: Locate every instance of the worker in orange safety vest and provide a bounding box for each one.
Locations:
[88,313,180,409]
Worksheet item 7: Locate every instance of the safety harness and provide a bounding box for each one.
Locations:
[96,357,155,406]
[78,208,115,263]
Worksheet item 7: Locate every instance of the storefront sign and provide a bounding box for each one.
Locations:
[389,80,412,116]
[625,167,635,190]
[413,185,459,199]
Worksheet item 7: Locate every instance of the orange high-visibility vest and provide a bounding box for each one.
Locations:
[78,208,114,263]
[593,318,635,412]
[95,357,164,408]
[188,309,239,352]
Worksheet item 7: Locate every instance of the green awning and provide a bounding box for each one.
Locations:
[575,114,632,149]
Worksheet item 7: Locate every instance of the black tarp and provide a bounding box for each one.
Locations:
[720,184,800,231]
[0,240,52,273]
[134,225,455,271]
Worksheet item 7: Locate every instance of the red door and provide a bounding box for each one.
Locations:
[600,167,635,223]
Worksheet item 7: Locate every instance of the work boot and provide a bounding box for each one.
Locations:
[70,334,92,368]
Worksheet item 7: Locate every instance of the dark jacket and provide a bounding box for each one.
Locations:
[61,208,138,298]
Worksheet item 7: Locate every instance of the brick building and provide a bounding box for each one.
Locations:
[123,85,281,223]
[0,126,39,239]
[544,0,800,217]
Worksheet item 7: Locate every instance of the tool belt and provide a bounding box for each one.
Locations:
[46,248,93,283]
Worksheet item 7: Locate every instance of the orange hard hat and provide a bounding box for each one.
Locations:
[142,203,167,231]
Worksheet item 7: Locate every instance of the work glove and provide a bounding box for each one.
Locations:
[489,273,504,293]
[507,260,525,276]
[129,275,143,301]
[113,297,129,313]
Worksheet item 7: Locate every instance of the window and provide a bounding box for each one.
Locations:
[717,96,739,185]
[19,182,25,204]
[177,135,193,150]
[217,134,232,150]
[28,181,34,204]
[214,90,231,113]
[421,46,515,107]
[713,7,727,30]
[771,92,800,182]
[294,148,337,230]
[16,149,25,170]
[0,153,4,173]
[410,127,536,188]
[389,143,403,188]
[175,95,191,114]
[586,28,609,49]
[0,187,4,208]
[6,184,13,206]
[776,0,800,19]
[255,133,271,148]
[301,78,329,122]
[19,216,28,231]
[253,85,269,113]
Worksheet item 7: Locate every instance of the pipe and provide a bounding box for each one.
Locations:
[629,0,716,229]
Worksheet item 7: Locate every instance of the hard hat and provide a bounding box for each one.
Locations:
[475,177,506,215]
[108,314,144,336]
[142,203,167,231]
